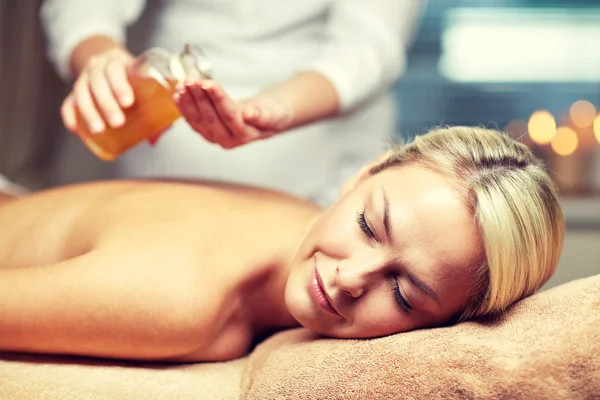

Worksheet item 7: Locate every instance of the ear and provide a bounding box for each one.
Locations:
[340,150,393,197]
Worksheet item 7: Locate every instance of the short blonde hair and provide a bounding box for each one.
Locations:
[372,126,565,320]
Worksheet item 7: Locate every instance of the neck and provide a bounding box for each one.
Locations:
[244,265,298,339]
[244,213,321,338]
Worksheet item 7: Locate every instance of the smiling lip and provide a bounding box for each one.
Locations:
[309,264,340,317]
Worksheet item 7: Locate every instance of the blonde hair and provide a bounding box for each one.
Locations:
[371,126,565,320]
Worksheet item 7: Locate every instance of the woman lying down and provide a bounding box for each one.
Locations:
[0,126,564,363]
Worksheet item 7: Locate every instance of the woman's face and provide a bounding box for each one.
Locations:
[285,163,484,338]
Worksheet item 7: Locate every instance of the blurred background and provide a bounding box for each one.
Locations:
[0,0,598,287]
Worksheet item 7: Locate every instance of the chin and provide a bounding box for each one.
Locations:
[285,281,329,335]
[286,304,343,338]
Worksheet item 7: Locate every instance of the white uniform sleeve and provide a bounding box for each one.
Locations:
[306,0,425,112]
[40,0,146,80]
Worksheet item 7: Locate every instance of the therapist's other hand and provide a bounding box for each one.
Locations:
[174,79,293,149]
[62,47,135,135]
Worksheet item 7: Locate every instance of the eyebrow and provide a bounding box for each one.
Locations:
[380,187,441,307]
[381,187,392,242]
[406,271,440,306]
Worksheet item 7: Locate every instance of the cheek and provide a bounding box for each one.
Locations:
[308,212,358,259]
[350,297,412,337]
[284,263,312,319]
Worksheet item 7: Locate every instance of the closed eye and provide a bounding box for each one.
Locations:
[393,280,412,313]
[356,210,376,240]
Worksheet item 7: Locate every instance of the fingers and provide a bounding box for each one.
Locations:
[175,80,259,149]
[202,81,262,144]
[60,94,77,133]
[175,80,273,149]
[66,50,134,135]
[73,73,105,134]
[89,63,125,128]
[174,83,215,143]
[187,81,233,146]
[105,59,134,108]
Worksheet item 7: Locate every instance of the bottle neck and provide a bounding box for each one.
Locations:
[135,44,212,90]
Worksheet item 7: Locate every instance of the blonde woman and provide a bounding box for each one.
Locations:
[0,127,564,362]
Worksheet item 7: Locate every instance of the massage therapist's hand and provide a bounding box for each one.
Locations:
[61,46,136,135]
[173,79,294,149]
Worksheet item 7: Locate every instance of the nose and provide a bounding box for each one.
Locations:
[335,254,382,298]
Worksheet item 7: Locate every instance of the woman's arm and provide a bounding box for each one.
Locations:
[0,246,229,361]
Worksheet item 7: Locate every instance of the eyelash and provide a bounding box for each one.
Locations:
[393,280,411,313]
[356,210,375,240]
[357,210,410,313]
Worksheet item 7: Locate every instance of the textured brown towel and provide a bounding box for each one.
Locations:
[241,274,600,400]
[0,354,245,400]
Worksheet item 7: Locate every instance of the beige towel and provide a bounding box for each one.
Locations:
[241,274,600,400]
[0,354,245,400]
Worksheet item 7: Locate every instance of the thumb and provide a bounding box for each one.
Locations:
[242,98,292,131]
[242,104,274,129]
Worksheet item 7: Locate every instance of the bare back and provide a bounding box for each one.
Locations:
[0,180,319,361]
[0,180,318,270]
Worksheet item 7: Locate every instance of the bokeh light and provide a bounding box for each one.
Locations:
[593,114,600,143]
[528,110,556,145]
[550,126,578,156]
[569,100,597,128]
